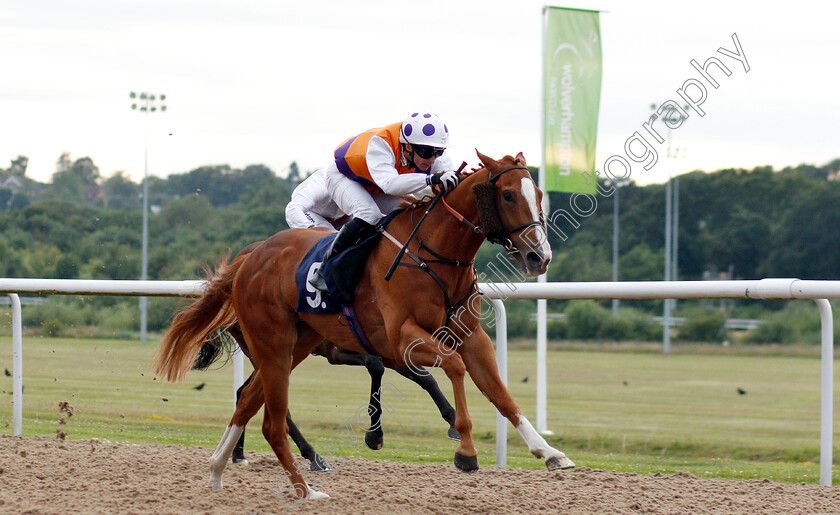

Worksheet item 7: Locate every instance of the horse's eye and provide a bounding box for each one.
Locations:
[503,191,514,202]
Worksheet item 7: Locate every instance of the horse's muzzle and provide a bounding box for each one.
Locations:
[508,245,551,277]
[526,250,550,276]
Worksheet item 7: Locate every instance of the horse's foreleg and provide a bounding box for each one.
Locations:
[461,332,574,471]
[210,369,264,489]
[396,320,477,471]
[384,358,458,441]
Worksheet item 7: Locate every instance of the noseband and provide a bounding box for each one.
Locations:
[470,165,545,248]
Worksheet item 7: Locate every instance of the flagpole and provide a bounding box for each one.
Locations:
[536,5,551,435]
[537,4,603,435]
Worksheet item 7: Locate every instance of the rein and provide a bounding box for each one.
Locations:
[383,194,443,282]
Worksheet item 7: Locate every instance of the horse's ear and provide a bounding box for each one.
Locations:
[475,149,496,168]
[514,152,527,166]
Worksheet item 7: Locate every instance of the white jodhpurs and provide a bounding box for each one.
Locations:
[285,202,334,229]
[324,165,404,225]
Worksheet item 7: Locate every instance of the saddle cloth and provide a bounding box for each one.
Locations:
[294,210,401,314]
[295,233,342,314]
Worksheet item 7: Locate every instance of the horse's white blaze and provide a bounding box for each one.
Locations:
[520,178,540,220]
[515,414,571,464]
[519,178,552,257]
[209,424,245,490]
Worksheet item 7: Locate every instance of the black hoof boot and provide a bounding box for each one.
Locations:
[310,453,332,472]
[232,447,248,465]
[454,452,479,472]
[364,429,383,450]
[447,426,461,441]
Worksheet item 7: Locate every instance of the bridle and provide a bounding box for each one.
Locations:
[443,164,546,251]
[381,162,546,328]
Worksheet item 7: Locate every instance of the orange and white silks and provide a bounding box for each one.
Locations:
[334,122,419,194]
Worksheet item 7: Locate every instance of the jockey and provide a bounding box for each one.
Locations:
[309,112,461,292]
[285,169,347,229]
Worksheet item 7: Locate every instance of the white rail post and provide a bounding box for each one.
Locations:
[10,294,23,436]
[814,299,833,486]
[536,296,550,434]
[490,298,508,468]
[233,348,245,407]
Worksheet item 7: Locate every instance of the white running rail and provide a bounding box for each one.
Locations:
[1,278,836,485]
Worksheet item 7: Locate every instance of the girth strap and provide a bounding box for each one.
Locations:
[341,305,378,356]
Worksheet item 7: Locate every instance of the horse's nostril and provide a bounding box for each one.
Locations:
[527,252,541,264]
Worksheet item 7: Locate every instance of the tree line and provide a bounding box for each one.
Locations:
[1,153,839,340]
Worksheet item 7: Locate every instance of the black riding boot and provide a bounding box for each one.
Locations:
[309,217,376,292]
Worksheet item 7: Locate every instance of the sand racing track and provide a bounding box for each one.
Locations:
[1,435,839,514]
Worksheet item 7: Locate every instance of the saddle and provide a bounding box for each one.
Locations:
[295,210,401,314]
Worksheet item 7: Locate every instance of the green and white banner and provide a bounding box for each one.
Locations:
[543,7,602,193]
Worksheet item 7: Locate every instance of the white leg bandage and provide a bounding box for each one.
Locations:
[209,424,245,490]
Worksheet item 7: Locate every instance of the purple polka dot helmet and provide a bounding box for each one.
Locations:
[399,112,449,148]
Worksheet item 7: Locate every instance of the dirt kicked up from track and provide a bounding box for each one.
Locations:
[1,435,839,514]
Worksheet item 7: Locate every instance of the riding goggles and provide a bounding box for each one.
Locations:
[412,145,445,159]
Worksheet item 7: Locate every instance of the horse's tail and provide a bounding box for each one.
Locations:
[191,328,237,372]
[151,249,250,383]
[189,242,261,372]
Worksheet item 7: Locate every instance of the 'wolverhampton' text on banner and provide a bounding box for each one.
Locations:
[543,7,602,193]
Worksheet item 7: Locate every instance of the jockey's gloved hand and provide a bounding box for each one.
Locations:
[426,171,461,191]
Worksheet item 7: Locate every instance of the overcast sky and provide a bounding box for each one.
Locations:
[2,0,838,186]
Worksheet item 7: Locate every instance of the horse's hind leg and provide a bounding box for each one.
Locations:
[225,373,331,472]
[316,342,386,450]
[287,411,331,471]
[228,327,329,471]
[231,370,255,465]
[210,368,265,490]
[362,355,385,450]
[258,351,328,500]
[243,319,328,500]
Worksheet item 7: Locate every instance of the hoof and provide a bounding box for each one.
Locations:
[364,430,383,450]
[447,426,461,441]
[209,477,222,491]
[304,486,330,500]
[231,457,249,466]
[454,452,479,472]
[232,448,246,464]
[546,454,575,470]
[310,454,332,472]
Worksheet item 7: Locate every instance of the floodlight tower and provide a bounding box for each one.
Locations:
[130,91,166,344]
[650,102,689,356]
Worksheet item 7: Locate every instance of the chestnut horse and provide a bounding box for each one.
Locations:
[152,151,575,501]
[194,249,458,469]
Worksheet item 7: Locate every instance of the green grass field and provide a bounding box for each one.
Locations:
[1,335,838,485]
